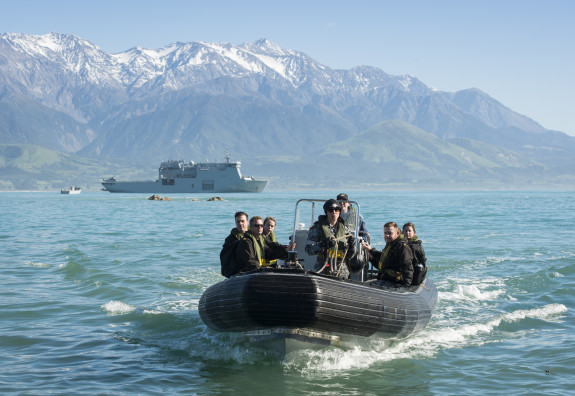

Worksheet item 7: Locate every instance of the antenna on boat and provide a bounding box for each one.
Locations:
[225,149,231,163]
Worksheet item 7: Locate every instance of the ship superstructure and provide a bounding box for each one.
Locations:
[101,154,267,193]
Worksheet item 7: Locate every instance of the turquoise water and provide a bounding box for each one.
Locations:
[1,190,573,395]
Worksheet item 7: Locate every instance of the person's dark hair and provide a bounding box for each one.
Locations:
[250,216,263,227]
[403,222,416,234]
[235,211,248,221]
[384,221,399,231]
[264,216,276,225]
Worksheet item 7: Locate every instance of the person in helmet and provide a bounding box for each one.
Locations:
[305,199,356,278]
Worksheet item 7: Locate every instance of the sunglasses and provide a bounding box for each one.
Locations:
[252,224,264,228]
[327,207,341,212]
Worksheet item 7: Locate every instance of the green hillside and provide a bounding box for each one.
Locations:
[325,120,538,168]
[0,144,148,191]
[290,119,557,188]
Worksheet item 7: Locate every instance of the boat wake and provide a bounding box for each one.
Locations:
[281,303,567,373]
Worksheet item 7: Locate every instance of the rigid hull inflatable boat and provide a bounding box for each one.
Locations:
[198,199,438,354]
[199,268,437,354]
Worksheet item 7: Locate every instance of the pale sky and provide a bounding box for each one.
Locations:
[2,0,574,136]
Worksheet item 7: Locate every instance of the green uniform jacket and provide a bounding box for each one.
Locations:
[236,231,289,272]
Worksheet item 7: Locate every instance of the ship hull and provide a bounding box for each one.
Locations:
[102,156,268,193]
[102,178,267,193]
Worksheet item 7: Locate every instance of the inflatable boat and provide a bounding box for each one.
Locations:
[199,199,438,355]
[199,267,437,354]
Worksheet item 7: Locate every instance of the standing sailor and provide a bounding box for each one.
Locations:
[305,199,356,278]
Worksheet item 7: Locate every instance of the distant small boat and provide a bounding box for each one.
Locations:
[60,186,81,194]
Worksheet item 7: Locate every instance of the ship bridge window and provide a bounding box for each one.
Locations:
[162,179,175,186]
[202,180,214,191]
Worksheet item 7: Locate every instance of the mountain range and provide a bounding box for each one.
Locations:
[1,32,574,190]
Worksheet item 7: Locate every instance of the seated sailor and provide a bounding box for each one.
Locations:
[403,221,427,285]
[362,222,414,287]
[263,216,278,265]
[236,216,295,272]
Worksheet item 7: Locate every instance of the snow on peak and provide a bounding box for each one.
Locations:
[2,32,63,56]
[398,74,414,90]
[4,32,96,56]
[247,38,288,56]
[36,33,65,52]
[0,33,429,96]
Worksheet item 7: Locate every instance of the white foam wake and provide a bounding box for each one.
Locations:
[101,300,136,315]
[284,303,568,372]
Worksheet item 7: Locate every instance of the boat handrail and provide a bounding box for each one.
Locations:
[290,198,363,254]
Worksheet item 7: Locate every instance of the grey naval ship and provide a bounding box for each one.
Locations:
[101,154,268,193]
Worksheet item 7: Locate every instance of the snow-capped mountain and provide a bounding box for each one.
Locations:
[1,32,574,184]
[2,33,416,91]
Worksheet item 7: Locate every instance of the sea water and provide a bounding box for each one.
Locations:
[0,190,573,395]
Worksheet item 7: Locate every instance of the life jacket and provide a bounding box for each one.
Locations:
[265,231,277,242]
[245,232,268,267]
[316,215,347,263]
[378,235,407,282]
[264,232,278,265]
[231,228,244,241]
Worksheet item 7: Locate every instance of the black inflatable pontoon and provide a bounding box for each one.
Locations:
[199,268,438,352]
[200,199,438,354]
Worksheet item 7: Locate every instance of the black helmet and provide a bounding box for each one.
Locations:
[323,199,341,213]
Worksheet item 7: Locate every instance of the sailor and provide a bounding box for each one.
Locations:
[263,216,278,265]
[305,199,356,278]
[222,211,249,252]
[403,222,427,285]
[336,193,370,242]
[236,216,295,271]
[362,222,414,287]
[263,216,277,242]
